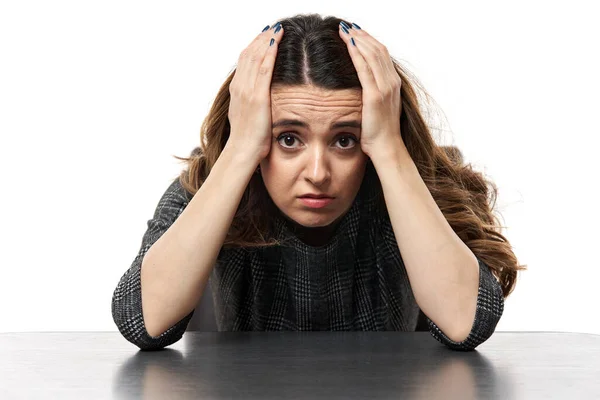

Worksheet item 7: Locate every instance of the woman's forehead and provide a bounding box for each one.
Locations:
[271,85,362,127]
[271,84,361,101]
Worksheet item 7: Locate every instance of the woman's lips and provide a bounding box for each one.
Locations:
[298,197,334,208]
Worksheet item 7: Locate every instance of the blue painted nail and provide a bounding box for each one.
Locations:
[351,22,361,30]
[270,38,275,46]
[351,37,356,46]
[341,25,349,34]
[340,21,351,30]
[262,25,270,32]
[274,24,282,34]
[272,22,281,31]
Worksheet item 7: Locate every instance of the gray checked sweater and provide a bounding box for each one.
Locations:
[111,163,504,351]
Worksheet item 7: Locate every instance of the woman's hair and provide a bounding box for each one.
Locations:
[172,13,526,298]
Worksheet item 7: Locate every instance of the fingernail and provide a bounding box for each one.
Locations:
[340,21,351,31]
[341,25,349,34]
[272,22,281,31]
[261,25,270,32]
[351,22,361,30]
[351,38,356,46]
[270,38,275,46]
[274,24,282,34]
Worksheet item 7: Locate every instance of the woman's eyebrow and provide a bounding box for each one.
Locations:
[272,119,361,129]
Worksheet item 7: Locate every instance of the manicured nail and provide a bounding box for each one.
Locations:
[341,25,349,34]
[272,22,281,31]
[261,25,270,32]
[351,22,361,30]
[340,21,351,31]
[274,24,282,34]
[351,37,356,46]
[270,38,275,46]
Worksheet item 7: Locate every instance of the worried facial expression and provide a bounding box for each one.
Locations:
[259,84,369,228]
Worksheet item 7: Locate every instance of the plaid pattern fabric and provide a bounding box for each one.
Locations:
[112,166,504,351]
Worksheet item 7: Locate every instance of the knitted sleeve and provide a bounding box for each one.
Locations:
[425,257,504,351]
[376,204,504,351]
[111,177,197,350]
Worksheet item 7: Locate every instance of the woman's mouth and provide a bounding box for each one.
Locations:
[298,197,334,209]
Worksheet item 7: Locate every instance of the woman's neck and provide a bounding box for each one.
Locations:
[292,223,338,247]
[283,215,343,247]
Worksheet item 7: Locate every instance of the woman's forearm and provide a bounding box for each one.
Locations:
[140,143,259,337]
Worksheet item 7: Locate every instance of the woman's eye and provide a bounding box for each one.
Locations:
[276,134,358,150]
[277,134,298,148]
[336,135,357,149]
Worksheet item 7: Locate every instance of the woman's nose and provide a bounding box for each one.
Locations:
[305,152,331,186]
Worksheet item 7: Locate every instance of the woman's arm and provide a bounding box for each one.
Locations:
[112,144,259,349]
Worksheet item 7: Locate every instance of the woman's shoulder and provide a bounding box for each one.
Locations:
[157,176,246,264]
[144,176,194,229]
[163,176,194,204]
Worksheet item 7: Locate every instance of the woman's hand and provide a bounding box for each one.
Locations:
[227,22,284,163]
[338,21,407,160]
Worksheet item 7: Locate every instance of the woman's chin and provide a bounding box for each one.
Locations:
[289,209,344,229]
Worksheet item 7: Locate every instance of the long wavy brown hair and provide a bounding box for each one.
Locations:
[172,13,526,298]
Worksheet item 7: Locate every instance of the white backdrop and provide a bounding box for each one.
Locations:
[1,0,598,334]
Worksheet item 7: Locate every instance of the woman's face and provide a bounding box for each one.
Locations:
[260,84,369,228]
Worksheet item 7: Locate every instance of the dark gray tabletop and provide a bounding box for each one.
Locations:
[1,331,599,399]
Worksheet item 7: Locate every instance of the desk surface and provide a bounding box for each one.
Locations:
[1,331,599,399]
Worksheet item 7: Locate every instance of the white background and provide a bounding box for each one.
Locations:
[1,0,598,334]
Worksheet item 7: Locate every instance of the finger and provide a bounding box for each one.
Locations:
[254,23,283,94]
[338,22,378,94]
[248,22,282,90]
[234,23,280,91]
[353,27,398,84]
[342,24,397,93]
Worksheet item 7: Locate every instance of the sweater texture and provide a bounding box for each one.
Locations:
[112,164,504,351]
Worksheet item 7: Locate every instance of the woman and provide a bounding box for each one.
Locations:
[111,14,526,352]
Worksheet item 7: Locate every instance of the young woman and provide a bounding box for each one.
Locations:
[111,14,526,351]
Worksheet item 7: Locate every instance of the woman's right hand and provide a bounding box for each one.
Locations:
[226,22,283,163]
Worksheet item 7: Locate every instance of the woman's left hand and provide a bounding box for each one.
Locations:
[338,21,406,160]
